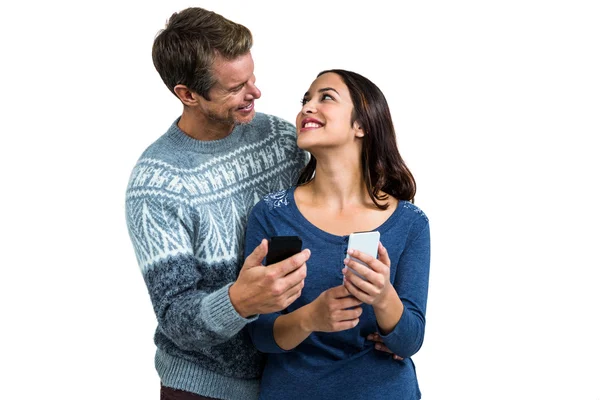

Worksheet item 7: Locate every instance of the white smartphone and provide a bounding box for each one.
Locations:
[345,231,380,280]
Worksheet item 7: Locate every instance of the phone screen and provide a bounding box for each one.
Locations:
[266,236,303,265]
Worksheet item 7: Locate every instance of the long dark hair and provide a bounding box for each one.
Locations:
[297,69,416,209]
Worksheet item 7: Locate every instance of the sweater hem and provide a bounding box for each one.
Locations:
[156,349,260,400]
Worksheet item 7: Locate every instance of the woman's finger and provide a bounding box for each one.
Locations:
[377,242,391,267]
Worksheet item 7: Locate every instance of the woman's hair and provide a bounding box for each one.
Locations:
[297,69,417,208]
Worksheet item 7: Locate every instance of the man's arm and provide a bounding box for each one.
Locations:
[127,193,309,351]
[126,195,250,351]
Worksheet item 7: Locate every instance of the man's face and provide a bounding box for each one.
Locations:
[199,52,262,125]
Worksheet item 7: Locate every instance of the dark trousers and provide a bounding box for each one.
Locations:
[160,385,220,400]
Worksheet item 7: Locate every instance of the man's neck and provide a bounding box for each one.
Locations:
[178,109,234,141]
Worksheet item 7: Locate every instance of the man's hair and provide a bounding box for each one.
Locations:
[152,7,253,100]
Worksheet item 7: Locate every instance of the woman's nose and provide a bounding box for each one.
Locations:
[301,101,316,114]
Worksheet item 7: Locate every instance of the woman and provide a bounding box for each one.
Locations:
[245,70,430,400]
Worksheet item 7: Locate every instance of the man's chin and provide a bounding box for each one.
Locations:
[234,109,256,125]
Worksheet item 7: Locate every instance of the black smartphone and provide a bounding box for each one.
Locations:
[266,236,303,265]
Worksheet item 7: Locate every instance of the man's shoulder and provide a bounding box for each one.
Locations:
[251,112,296,136]
[125,121,188,195]
[248,113,306,164]
[129,119,178,164]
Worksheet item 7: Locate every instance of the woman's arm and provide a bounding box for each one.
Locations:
[272,285,363,350]
[342,243,403,333]
[343,221,430,358]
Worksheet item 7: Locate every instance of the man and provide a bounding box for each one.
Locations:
[125,7,310,399]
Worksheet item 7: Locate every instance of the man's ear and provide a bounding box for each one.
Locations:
[174,84,200,107]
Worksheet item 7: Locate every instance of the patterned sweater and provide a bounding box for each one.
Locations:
[125,113,308,399]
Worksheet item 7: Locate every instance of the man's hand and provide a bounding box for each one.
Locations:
[230,239,310,318]
[367,333,404,361]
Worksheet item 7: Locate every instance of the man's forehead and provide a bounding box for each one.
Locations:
[212,53,253,90]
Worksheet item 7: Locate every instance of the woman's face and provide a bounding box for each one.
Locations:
[295,72,363,152]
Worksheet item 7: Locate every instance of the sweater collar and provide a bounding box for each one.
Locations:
[165,117,245,154]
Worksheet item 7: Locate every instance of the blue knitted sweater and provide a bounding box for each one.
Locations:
[125,114,308,399]
[245,188,430,400]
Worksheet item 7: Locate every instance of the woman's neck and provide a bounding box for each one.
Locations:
[295,154,397,236]
[305,155,371,211]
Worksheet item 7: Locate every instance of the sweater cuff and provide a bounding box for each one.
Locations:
[253,313,290,353]
[378,306,411,346]
[203,283,258,337]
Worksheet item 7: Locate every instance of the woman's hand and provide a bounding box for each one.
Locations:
[342,242,393,309]
[304,285,363,333]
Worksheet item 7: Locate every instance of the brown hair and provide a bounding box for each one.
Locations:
[297,69,417,208]
[152,7,253,100]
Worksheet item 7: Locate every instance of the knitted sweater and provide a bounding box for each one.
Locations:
[245,188,430,400]
[125,113,308,399]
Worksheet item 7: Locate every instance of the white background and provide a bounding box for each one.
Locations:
[1,1,599,399]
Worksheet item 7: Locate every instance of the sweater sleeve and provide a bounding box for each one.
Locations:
[379,219,431,358]
[125,193,255,352]
[243,200,289,354]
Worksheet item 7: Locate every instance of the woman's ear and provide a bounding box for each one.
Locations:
[354,122,365,138]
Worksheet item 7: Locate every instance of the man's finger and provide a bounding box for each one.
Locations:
[280,263,307,289]
[272,249,311,276]
[283,277,305,300]
[373,342,403,360]
[367,333,383,342]
[368,335,404,360]
[374,342,394,354]
[243,239,268,269]
[280,282,303,309]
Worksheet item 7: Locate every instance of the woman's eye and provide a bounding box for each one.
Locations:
[321,93,334,101]
[301,98,308,105]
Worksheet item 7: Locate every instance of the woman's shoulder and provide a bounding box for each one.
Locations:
[263,187,295,210]
[394,200,429,238]
[251,187,296,217]
[397,201,429,223]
